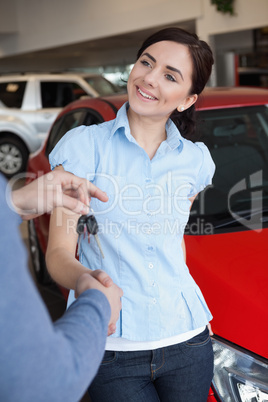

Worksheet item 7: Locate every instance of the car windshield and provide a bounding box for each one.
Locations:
[84,75,120,96]
[188,105,268,234]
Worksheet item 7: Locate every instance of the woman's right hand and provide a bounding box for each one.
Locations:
[90,269,114,288]
[75,272,123,336]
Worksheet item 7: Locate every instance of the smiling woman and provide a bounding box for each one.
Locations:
[46,27,215,402]
[136,27,214,141]
[127,40,198,141]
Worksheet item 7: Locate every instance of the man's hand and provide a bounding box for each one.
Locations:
[75,273,123,336]
[11,169,108,220]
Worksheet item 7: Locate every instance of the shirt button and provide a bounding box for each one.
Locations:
[152,298,157,304]
[152,281,156,287]
[147,246,154,252]
[148,263,154,269]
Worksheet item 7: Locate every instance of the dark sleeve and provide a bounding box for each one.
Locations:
[0,175,110,402]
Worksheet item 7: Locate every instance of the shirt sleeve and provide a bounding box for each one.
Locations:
[189,142,215,197]
[0,174,110,402]
[49,125,96,181]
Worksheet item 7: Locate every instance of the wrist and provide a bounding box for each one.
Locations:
[11,189,33,219]
[75,272,102,298]
[10,189,24,216]
[11,185,40,220]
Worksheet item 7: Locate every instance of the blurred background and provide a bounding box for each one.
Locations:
[0,0,267,88]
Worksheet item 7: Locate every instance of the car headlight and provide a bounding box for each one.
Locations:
[212,337,268,402]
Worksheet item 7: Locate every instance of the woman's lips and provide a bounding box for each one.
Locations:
[137,86,157,101]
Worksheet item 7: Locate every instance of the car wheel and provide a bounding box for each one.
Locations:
[28,219,52,285]
[0,135,29,178]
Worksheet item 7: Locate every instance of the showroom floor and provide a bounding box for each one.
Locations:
[20,221,91,402]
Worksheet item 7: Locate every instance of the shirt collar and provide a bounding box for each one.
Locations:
[109,102,132,140]
[165,119,183,151]
[110,102,183,151]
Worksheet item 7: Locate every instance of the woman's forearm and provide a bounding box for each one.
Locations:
[46,247,91,290]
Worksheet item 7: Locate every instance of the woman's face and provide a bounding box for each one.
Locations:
[127,41,197,121]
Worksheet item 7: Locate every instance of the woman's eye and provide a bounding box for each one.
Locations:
[166,74,176,82]
[140,60,151,68]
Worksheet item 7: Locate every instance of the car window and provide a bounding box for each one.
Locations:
[41,81,91,108]
[82,109,104,126]
[45,108,104,156]
[0,81,27,108]
[189,105,268,234]
[84,76,119,96]
[45,110,86,156]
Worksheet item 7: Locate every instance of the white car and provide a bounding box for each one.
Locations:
[0,73,120,177]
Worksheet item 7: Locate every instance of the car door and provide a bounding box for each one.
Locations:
[185,104,268,356]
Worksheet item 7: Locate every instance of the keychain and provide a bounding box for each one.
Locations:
[76,210,104,258]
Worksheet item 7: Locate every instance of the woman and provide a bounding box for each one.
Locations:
[47,27,215,401]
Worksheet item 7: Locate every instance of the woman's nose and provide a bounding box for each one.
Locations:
[143,69,159,87]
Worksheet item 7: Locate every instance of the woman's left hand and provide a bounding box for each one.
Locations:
[207,323,213,336]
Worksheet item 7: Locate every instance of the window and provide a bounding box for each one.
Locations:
[0,81,27,108]
[83,109,104,126]
[188,105,268,233]
[41,81,89,108]
[45,110,86,155]
[45,108,104,156]
[84,76,119,96]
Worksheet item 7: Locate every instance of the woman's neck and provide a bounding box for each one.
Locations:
[127,108,167,160]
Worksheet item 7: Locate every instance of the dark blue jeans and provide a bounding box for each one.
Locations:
[88,327,214,402]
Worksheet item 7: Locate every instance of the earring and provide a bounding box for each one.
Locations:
[180,106,185,112]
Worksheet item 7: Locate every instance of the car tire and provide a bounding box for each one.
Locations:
[0,135,29,178]
[28,219,52,285]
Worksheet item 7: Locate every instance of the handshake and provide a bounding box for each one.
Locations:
[11,169,123,336]
[75,270,123,336]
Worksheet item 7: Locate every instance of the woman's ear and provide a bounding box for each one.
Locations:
[177,94,198,112]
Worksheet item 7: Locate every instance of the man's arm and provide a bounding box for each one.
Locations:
[0,174,121,401]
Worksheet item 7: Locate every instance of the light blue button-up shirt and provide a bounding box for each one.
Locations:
[50,103,215,342]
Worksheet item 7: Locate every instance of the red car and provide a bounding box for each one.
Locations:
[27,88,268,402]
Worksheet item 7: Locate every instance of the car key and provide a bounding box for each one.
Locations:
[76,214,88,256]
[76,212,105,259]
[85,214,105,259]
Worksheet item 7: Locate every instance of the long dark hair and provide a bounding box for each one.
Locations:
[137,27,214,140]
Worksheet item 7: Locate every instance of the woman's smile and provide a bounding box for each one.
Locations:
[136,86,158,101]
